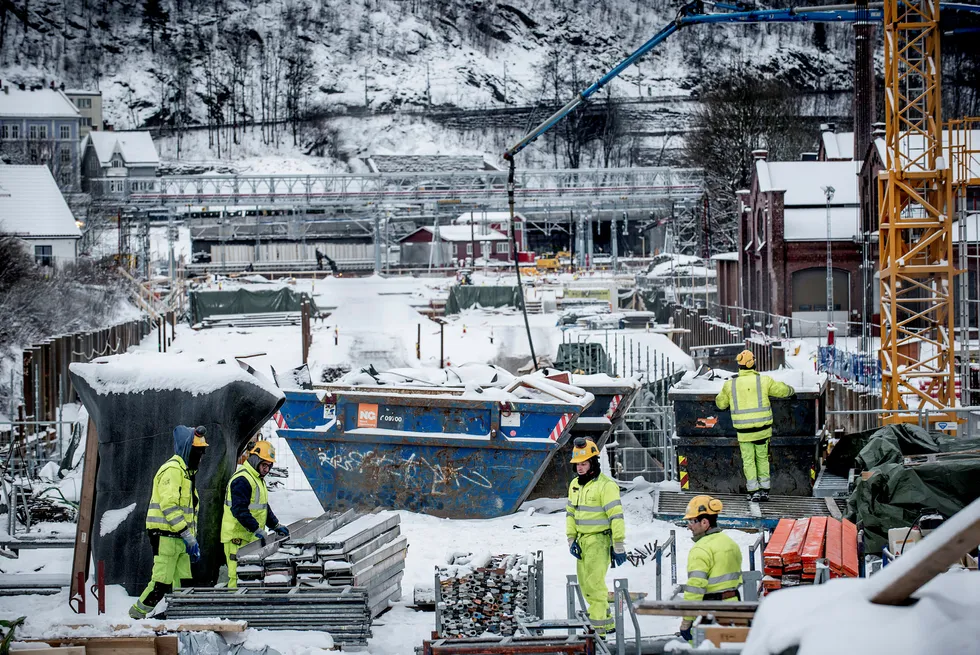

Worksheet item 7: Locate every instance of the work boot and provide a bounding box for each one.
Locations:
[748,490,763,502]
[129,605,147,620]
[757,490,770,502]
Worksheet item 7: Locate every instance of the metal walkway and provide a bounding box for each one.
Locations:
[653,490,845,530]
[89,166,703,209]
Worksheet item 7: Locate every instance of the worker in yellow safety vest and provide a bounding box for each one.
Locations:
[566,437,627,635]
[220,440,290,588]
[714,349,794,502]
[129,425,209,620]
[677,495,743,643]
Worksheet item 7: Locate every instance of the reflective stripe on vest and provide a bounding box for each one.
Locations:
[729,375,772,428]
[145,456,196,536]
[220,461,269,544]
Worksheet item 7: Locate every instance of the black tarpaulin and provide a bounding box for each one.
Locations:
[70,356,284,594]
[189,288,318,324]
[444,285,521,315]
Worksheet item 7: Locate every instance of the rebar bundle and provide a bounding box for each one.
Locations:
[435,551,543,639]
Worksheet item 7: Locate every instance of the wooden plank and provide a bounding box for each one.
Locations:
[33,637,161,654]
[14,648,86,655]
[70,417,100,599]
[635,607,757,619]
[802,516,828,573]
[841,518,859,577]
[701,626,751,646]
[780,518,810,566]
[824,497,843,520]
[866,496,980,606]
[825,517,843,574]
[763,519,795,567]
[63,620,247,633]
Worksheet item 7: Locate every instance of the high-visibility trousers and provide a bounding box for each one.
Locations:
[224,542,241,589]
[576,531,614,634]
[131,534,191,617]
[739,438,771,492]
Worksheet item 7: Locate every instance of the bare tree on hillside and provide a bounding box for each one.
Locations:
[684,70,812,252]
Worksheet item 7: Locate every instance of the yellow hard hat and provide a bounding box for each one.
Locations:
[683,495,724,520]
[249,440,276,465]
[736,349,756,369]
[192,426,209,447]
[569,437,599,463]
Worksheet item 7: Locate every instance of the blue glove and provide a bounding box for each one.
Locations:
[611,545,628,568]
[254,530,267,547]
[274,525,290,538]
[569,539,582,560]
[679,628,693,642]
[180,530,200,563]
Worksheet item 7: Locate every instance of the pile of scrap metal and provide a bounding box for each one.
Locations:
[435,551,544,638]
[830,424,980,553]
[235,509,404,616]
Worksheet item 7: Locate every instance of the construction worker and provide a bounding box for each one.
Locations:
[129,425,209,620]
[220,440,290,588]
[678,495,743,643]
[715,349,794,501]
[566,437,627,635]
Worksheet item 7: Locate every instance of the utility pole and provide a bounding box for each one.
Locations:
[823,185,836,332]
[373,213,381,275]
[611,213,619,272]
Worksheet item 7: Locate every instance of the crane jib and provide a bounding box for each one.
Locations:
[503,1,980,160]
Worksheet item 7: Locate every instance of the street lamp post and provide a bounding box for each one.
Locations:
[822,185,836,340]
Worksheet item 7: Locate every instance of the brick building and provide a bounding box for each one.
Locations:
[398,225,512,267]
[739,151,863,337]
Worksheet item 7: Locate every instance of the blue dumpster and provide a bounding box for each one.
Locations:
[277,378,593,519]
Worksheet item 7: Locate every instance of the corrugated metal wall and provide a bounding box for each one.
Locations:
[209,242,377,263]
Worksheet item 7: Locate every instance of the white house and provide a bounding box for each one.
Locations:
[81,130,160,195]
[0,165,81,266]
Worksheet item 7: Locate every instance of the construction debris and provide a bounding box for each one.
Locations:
[165,587,373,647]
[435,551,544,639]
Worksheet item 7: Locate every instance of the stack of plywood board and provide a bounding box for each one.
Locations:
[761,516,858,593]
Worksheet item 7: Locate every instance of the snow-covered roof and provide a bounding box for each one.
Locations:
[710,252,739,261]
[784,207,859,241]
[0,87,80,119]
[455,211,525,224]
[756,160,861,206]
[368,155,487,173]
[64,89,101,96]
[84,131,159,167]
[0,165,80,238]
[821,130,855,161]
[402,226,508,242]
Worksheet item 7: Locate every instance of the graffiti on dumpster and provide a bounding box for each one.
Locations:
[316,448,495,494]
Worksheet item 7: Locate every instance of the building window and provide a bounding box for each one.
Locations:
[495,242,509,254]
[10,125,18,139]
[465,243,473,255]
[60,146,71,163]
[35,245,53,267]
[29,125,38,139]
[110,180,124,193]
[38,125,47,139]
[111,157,124,168]
[75,98,91,109]
[82,117,92,127]
[60,125,71,139]
[0,125,6,139]
[59,170,72,187]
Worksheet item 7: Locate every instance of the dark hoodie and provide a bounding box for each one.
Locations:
[172,425,195,465]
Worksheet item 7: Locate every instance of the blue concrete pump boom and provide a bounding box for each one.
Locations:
[502,1,980,161]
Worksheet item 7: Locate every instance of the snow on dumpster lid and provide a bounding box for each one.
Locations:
[70,353,285,399]
[671,368,826,395]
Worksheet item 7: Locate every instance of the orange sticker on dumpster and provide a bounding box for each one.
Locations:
[696,417,718,428]
[357,403,379,428]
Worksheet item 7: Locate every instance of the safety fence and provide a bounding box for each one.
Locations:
[668,304,778,371]
[18,317,156,427]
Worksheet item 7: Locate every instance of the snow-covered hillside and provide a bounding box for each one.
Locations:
[1,0,861,170]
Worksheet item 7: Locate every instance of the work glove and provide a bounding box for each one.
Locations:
[273,525,290,538]
[568,538,582,560]
[254,530,267,547]
[678,628,693,643]
[180,530,201,563]
[611,543,628,568]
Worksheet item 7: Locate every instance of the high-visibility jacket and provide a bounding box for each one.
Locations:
[682,529,743,620]
[566,474,625,544]
[220,461,269,545]
[715,370,794,442]
[146,455,198,536]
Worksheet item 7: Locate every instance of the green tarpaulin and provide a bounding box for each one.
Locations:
[189,288,318,324]
[841,424,980,552]
[444,285,521,315]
